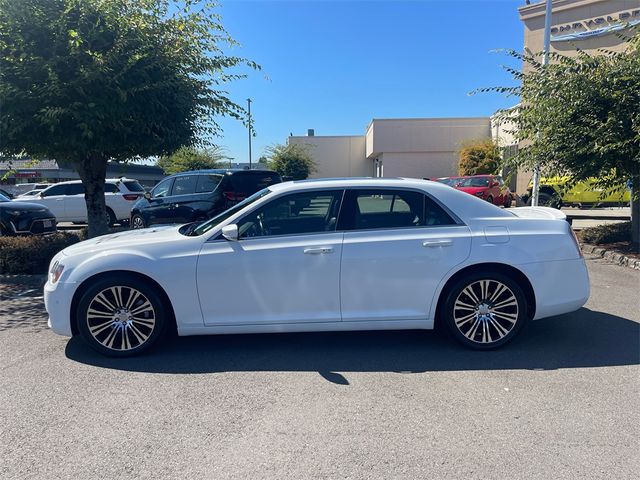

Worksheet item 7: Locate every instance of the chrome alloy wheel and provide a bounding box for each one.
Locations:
[86,286,156,351]
[131,215,145,229]
[452,279,519,344]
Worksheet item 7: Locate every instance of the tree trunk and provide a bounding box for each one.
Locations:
[76,156,108,238]
[632,175,640,253]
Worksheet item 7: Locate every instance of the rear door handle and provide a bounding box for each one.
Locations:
[422,239,453,248]
[304,247,334,255]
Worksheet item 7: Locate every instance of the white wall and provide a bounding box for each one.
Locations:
[287,136,370,179]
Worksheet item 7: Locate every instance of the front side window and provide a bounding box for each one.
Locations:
[339,189,455,230]
[41,184,68,197]
[237,190,343,238]
[172,175,198,196]
[152,177,174,198]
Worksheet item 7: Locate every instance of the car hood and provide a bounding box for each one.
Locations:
[61,225,186,257]
[1,201,51,213]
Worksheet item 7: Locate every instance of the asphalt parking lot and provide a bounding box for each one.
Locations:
[1,254,638,480]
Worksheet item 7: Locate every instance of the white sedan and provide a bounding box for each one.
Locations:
[45,178,590,356]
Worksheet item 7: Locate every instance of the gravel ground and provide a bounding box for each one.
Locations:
[0,254,638,480]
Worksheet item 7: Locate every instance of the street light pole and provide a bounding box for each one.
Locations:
[531,0,553,207]
[247,98,252,170]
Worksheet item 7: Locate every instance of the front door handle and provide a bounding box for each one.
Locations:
[304,247,334,255]
[422,239,453,248]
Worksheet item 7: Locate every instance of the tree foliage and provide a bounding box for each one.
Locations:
[0,0,257,236]
[156,146,229,175]
[265,144,317,180]
[458,139,501,176]
[481,29,640,250]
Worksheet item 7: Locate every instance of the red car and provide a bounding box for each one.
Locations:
[444,175,513,208]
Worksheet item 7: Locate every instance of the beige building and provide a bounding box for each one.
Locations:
[289,117,491,180]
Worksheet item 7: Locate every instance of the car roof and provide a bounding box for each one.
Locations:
[268,177,451,193]
[45,178,137,186]
[171,169,279,176]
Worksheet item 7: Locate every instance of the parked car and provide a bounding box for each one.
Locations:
[0,192,57,235]
[130,169,282,229]
[521,176,631,208]
[433,177,462,187]
[45,178,589,357]
[13,178,145,226]
[16,189,44,199]
[6,183,51,197]
[452,175,513,208]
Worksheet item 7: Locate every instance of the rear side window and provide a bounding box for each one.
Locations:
[66,183,85,195]
[339,189,455,230]
[104,183,119,193]
[229,172,281,194]
[195,174,223,193]
[171,175,198,196]
[123,181,145,192]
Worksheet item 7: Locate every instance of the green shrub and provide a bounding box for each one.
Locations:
[458,139,501,176]
[579,221,632,245]
[0,232,82,274]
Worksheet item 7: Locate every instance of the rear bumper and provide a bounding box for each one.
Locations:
[519,258,590,320]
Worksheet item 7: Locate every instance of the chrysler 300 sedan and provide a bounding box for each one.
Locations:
[45,178,590,356]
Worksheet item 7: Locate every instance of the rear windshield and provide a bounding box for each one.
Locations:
[123,181,145,192]
[228,172,281,193]
[458,177,490,187]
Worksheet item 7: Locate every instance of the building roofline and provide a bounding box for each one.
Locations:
[518,0,609,20]
[289,135,365,140]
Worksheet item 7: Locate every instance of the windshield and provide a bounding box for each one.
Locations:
[457,177,490,187]
[436,177,460,186]
[188,188,272,236]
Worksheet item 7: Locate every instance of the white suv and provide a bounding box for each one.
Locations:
[13,178,145,225]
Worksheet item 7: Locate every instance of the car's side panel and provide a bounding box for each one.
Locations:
[340,226,472,322]
[196,233,344,325]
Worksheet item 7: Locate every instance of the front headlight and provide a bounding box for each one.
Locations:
[475,191,485,197]
[49,261,65,284]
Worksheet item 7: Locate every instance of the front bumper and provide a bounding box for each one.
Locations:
[44,280,76,337]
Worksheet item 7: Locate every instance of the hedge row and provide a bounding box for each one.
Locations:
[579,221,632,245]
[0,232,85,274]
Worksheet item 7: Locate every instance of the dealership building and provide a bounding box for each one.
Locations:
[289,0,640,193]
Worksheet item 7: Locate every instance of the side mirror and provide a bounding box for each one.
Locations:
[144,191,152,200]
[221,224,239,241]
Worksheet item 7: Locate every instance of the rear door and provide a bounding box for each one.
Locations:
[338,188,471,323]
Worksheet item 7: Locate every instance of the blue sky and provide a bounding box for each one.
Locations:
[214,0,524,162]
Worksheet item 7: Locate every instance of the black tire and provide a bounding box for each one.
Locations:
[105,207,116,227]
[76,275,168,357]
[442,271,529,350]
[486,195,493,205]
[503,195,512,208]
[527,191,562,209]
[131,214,146,229]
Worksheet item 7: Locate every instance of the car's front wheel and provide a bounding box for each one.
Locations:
[76,275,167,356]
[131,214,145,229]
[442,272,528,349]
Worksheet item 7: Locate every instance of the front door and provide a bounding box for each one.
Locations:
[197,189,345,326]
[338,188,471,322]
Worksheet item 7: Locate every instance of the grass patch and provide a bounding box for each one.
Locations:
[578,221,632,245]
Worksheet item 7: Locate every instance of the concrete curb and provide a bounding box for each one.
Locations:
[580,243,640,271]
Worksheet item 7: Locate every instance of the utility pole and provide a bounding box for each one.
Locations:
[247,98,252,170]
[531,0,552,207]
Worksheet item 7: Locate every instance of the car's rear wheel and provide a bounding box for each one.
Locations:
[131,214,145,229]
[442,272,528,349]
[76,275,167,356]
[105,207,116,227]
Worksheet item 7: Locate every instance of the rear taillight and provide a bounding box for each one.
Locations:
[123,194,140,201]
[223,191,247,202]
[569,225,583,258]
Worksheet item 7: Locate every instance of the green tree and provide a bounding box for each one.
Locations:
[458,139,501,176]
[0,0,257,237]
[156,146,228,175]
[482,31,640,251]
[266,143,317,180]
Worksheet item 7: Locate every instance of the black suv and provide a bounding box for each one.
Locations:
[130,169,282,229]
